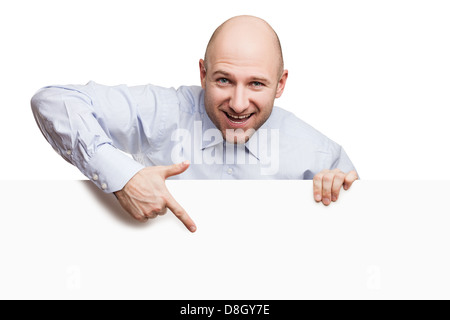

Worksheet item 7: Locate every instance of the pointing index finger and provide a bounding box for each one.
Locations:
[166,193,197,233]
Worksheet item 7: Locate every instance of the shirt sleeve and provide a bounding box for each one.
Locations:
[30,81,179,193]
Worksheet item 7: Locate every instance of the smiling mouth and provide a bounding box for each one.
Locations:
[224,112,254,125]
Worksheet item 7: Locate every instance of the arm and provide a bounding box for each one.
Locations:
[31,81,196,232]
[31,82,146,193]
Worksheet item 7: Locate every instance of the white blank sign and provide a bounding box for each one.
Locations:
[0,180,448,299]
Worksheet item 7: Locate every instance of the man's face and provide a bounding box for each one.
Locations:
[199,18,288,144]
[200,59,285,144]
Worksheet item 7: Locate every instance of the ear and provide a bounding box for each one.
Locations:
[199,59,207,89]
[275,70,289,99]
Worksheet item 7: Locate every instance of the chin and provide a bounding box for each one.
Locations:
[224,133,250,144]
[221,125,257,144]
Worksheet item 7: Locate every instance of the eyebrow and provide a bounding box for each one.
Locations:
[212,70,232,77]
[212,70,272,85]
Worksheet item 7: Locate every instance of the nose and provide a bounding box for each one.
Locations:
[229,85,250,114]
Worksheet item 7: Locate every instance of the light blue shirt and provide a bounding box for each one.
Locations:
[31,81,357,193]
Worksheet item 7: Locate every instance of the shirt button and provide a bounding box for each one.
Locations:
[66,150,72,156]
[93,174,99,181]
[227,168,233,175]
[101,183,107,190]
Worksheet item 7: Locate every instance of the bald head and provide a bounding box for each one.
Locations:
[199,16,289,144]
[204,15,284,78]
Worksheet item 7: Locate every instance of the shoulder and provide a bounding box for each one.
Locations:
[176,86,205,114]
[270,107,331,143]
[118,84,205,118]
[129,84,204,114]
[268,107,344,158]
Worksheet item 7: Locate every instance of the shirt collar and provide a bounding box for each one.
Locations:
[244,117,272,161]
[201,109,224,150]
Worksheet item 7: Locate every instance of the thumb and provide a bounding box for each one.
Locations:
[164,160,190,178]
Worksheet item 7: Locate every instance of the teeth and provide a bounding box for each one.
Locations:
[228,113,251,119]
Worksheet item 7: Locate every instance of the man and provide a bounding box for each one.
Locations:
[31,15,358,233]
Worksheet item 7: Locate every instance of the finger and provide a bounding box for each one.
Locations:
[115,192,149,223]
[166,193,197,233]
[143,201,166,219]
[144,212,158,220]
[128,207,150,222]
[343,171,359,190]
[331,172,346,202]
[157,207,168,216]
[163,161,190,179]
[321,173,334,206]
[313,173,324,202]
[134,214,148,223]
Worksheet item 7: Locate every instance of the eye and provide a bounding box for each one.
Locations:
[252,81,264,87]
[218,78,230,85]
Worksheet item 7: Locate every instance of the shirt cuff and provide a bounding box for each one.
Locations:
[84,144,145,193]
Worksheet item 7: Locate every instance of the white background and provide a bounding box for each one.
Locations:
[1,0,450,180]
